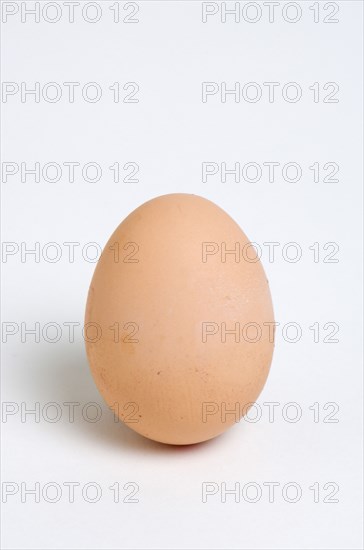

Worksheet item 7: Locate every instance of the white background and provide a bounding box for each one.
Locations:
[1,1,363,549]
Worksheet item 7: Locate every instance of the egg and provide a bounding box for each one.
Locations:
[85,194,274,445]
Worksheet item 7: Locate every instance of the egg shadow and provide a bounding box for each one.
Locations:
[23,340,227,456]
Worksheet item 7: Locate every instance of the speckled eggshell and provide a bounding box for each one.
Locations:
[85,194,274,445]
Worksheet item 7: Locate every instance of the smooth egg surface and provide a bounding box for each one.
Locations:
[85,194,274,445]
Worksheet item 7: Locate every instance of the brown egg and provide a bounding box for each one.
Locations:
[85,194,274,445]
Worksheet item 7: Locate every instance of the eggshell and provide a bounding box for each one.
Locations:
[85,194,274,445]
